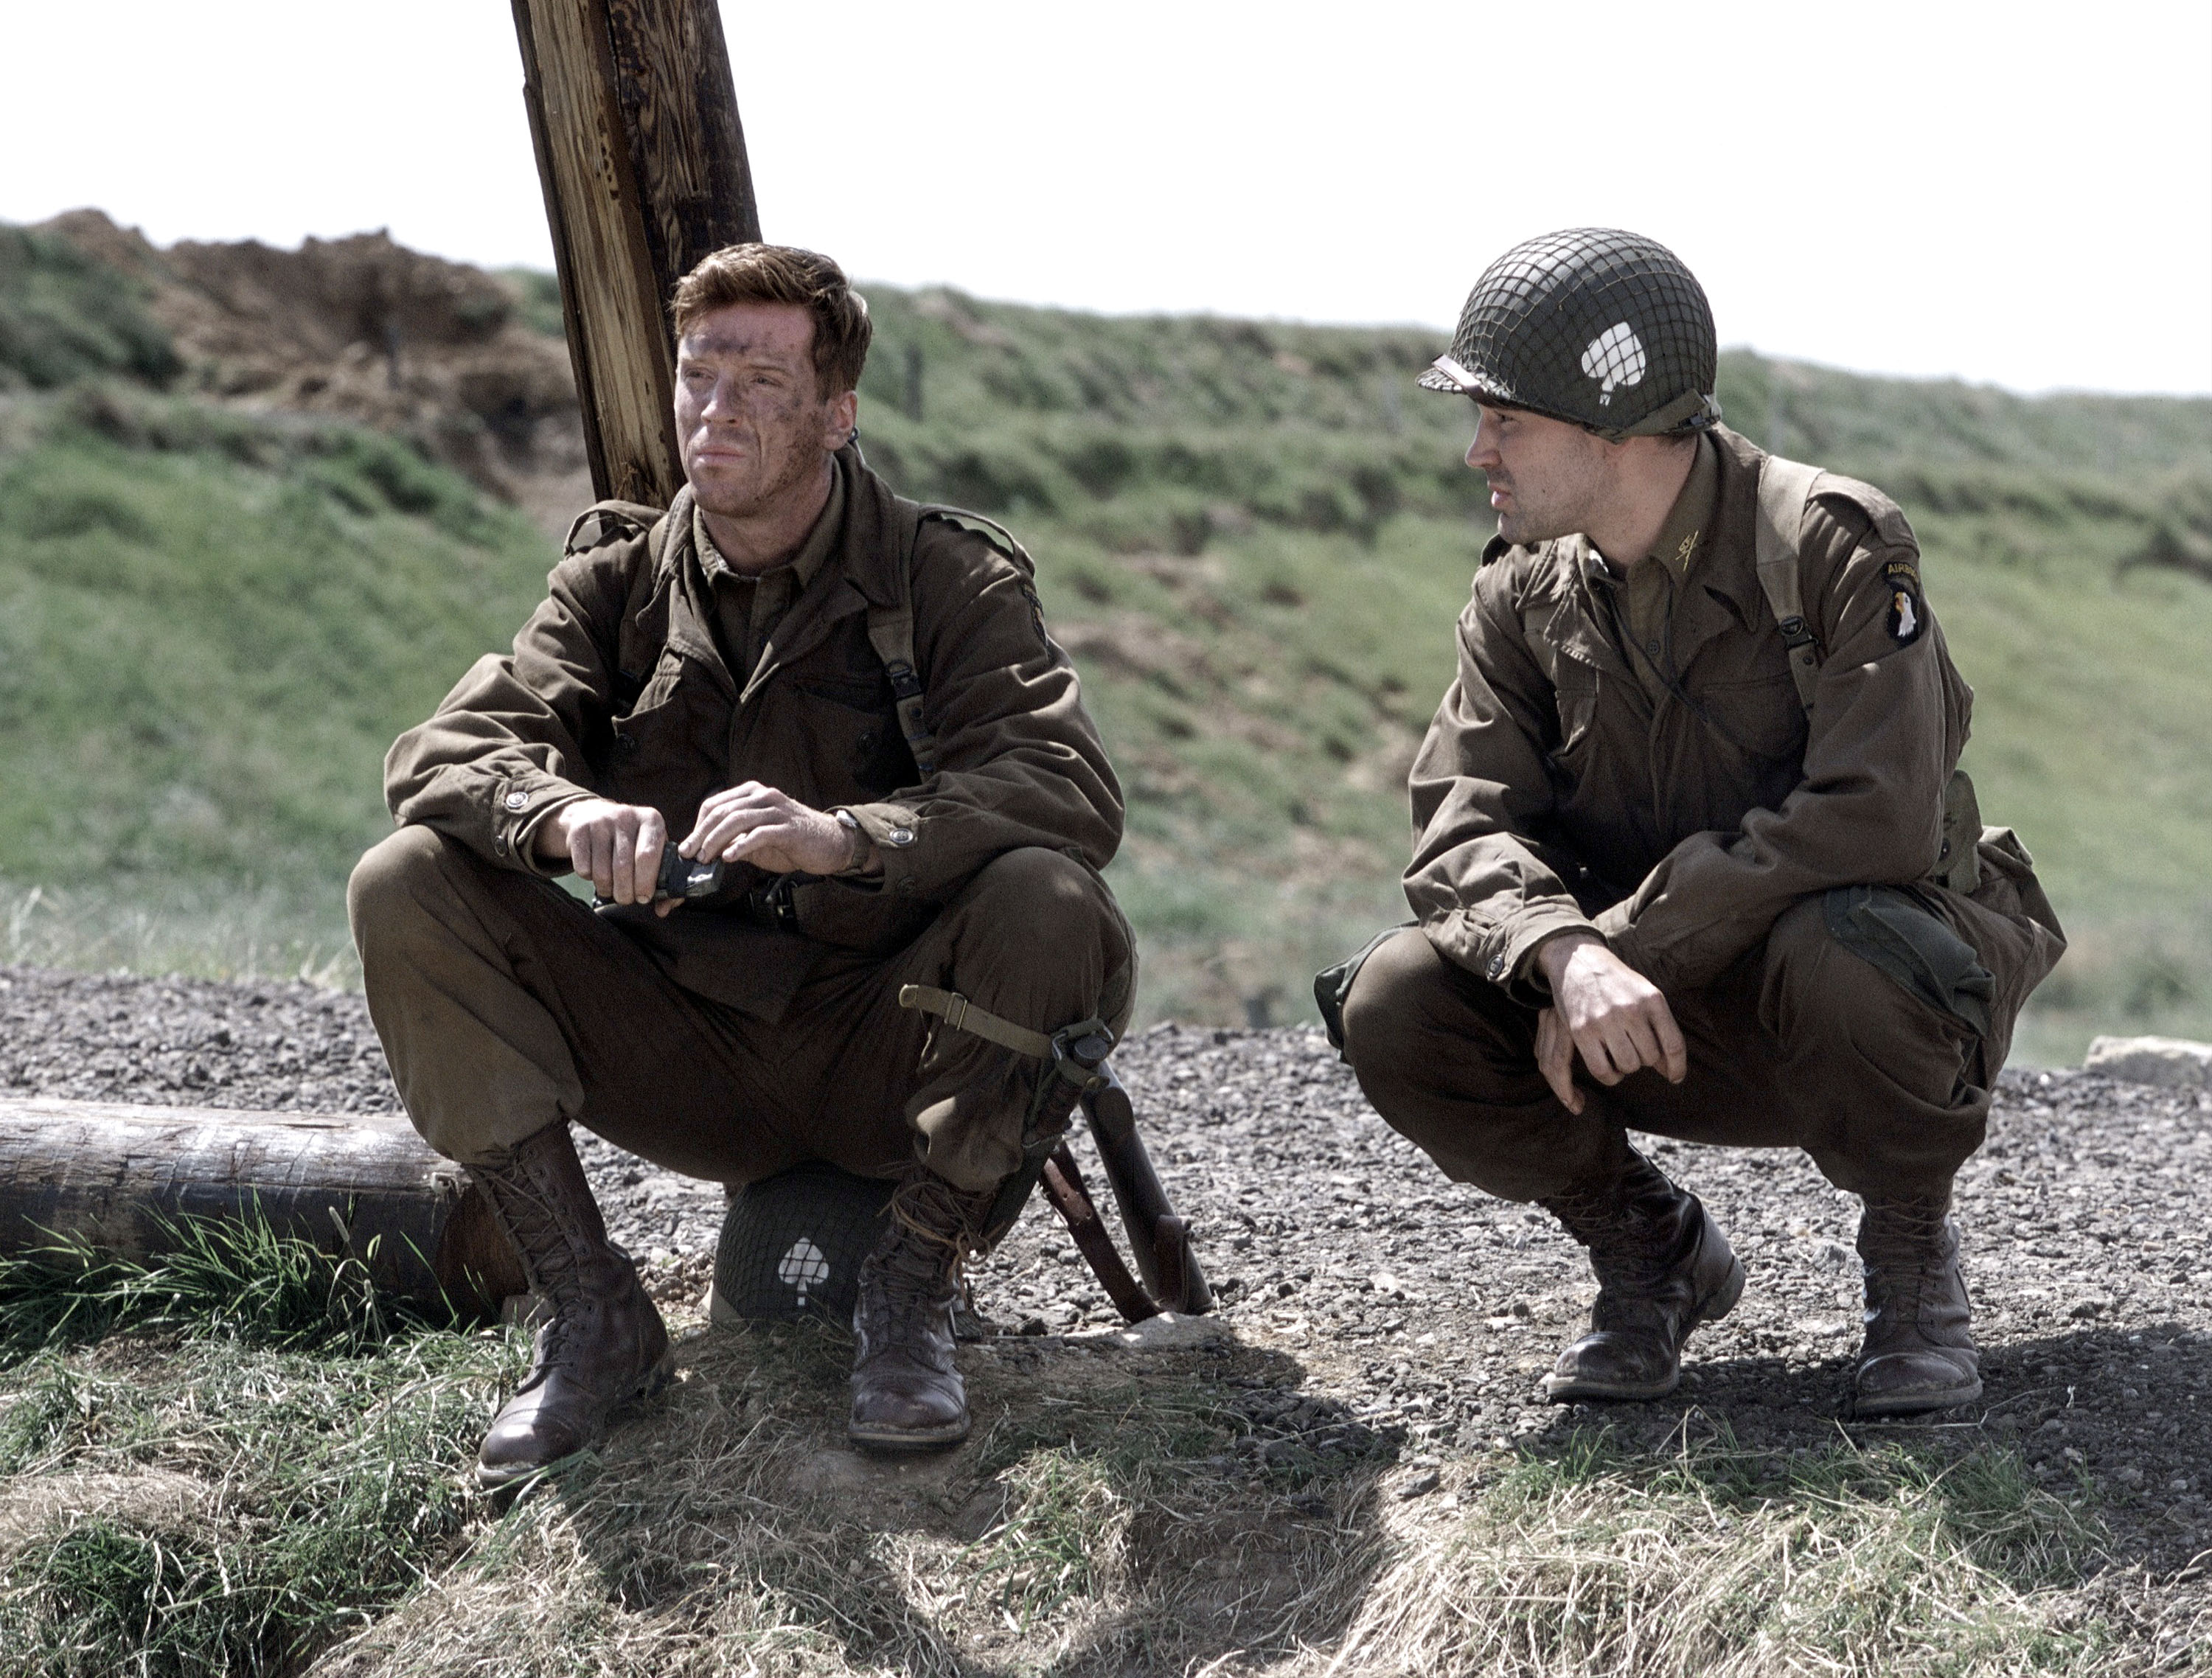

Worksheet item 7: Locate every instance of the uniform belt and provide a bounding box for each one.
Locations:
[732,877,799,935]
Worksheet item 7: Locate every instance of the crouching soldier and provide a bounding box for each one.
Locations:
[349,244,1131,1486]
[1336,229,2063,1416]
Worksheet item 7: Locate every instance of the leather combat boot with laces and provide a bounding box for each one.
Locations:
[1854,1191,1980,1416]
[849,1170,996,1453]
[1539,1148,1745,1402]
[471,1124,672,1491]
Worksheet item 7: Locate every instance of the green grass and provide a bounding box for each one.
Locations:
[0,1215,514,1677]
[4,229,2212,1054]
[0,224,180,392]
[0,380,560,982]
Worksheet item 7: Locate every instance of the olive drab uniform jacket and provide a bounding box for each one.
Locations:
[1407,423,2059,1009]
[382,442,1123,1020]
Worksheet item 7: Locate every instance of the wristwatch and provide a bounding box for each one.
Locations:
[832,808,871,875]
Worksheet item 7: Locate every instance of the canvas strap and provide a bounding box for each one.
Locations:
[1751,454,1825,714]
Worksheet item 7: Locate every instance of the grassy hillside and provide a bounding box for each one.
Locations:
[0,389,559,983]
[4,224,2211,1057]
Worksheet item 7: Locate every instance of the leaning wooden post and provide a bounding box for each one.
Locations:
[511,0,763,506]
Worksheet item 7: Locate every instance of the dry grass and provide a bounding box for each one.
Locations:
[1301,1421,2187,1678]
[307,1318,1393,1677]
[0,1242,2199,1678]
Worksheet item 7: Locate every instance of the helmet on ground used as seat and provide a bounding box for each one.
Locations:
[1419,228,1722,441]
[710,1160,897,1325]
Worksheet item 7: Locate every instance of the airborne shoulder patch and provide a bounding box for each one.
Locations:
[1883,560,1924,645]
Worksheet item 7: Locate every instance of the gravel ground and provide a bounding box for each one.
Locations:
[4,961,2208,1581]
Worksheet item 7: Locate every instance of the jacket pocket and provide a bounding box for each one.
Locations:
[1694,670,1806,770]
[783,679,912,800]
[1543,680,1601,796]
[602,660,724,819]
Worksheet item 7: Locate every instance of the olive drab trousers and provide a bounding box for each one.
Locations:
[348,826,1134,1193]
[1340,877,2061,1202]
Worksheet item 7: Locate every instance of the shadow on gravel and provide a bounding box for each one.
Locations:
[470,1318,1403,1676]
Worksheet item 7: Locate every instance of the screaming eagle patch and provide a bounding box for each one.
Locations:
[1884,560,1924,646]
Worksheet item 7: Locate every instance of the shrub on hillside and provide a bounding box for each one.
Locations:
[0,226,181,392]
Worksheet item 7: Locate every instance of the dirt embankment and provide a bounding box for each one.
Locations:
[41,209,588,528]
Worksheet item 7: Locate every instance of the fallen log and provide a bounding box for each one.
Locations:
[0,1099,524,1319]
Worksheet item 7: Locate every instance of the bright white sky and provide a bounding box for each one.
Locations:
[5,1,2208,396]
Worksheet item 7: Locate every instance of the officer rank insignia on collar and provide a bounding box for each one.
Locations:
[1884,560,1924,645]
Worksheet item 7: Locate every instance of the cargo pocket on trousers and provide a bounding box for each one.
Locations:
[1823,885,1996,1037]
[1314,923,1414,1057]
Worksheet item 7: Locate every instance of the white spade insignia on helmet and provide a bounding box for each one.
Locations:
[1581,322,1648,407]
[778,1237,831,1306]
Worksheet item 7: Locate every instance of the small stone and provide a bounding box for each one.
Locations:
[1397,1469,1441,1500]
[2084,1035,2212,1088]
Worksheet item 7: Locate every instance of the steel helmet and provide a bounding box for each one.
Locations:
[1419,228,1722,441]
[709,1160,896,1325]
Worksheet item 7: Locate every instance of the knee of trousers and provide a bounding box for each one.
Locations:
[347,826,485,964]
[1340,929,1528,1109]
[950,848,1132,984]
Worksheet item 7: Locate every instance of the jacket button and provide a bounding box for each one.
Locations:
[1486,955,1506,980]
[504,792,529,811]
[888,827,914,846]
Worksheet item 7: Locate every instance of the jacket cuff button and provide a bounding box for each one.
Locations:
[504,791,529,811]
[1486,955,1506,980]
[888,827,914,846]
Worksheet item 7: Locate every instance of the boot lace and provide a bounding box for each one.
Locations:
[1542,1155,1683,1299]
[866,1174,985,1318]
[1859,1194,1951,1316]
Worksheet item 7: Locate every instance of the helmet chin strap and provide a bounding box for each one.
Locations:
[1587,388,1724,445]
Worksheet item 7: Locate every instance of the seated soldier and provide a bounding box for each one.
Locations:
[349,244,1131,1487]
[1337,229,2063,1416]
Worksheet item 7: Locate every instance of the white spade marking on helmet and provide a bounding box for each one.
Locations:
[779,1236,831,1306]
[1580,322,1648,407]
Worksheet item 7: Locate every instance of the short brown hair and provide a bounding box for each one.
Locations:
[670,243,872,397]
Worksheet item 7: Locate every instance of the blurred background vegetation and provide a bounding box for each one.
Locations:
[4,219,2211,1062]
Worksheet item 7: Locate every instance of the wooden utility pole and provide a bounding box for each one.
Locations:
[511,0,762,506]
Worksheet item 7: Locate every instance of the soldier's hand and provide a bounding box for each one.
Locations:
[537,798,668,906]
[681,781,869,877]
[1534,932,1688,1113]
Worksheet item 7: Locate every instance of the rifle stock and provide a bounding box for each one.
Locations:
[1080,1065,1212,1315]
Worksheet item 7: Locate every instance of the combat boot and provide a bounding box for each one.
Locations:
[1853,1192,1980,1416]
[470,1123,672,1491]
[849,1169,996,1452]
[1539,1148,1745,1402]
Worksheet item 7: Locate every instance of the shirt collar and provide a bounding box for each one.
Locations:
[1645,431,1719,576]
[692,463,846,588]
